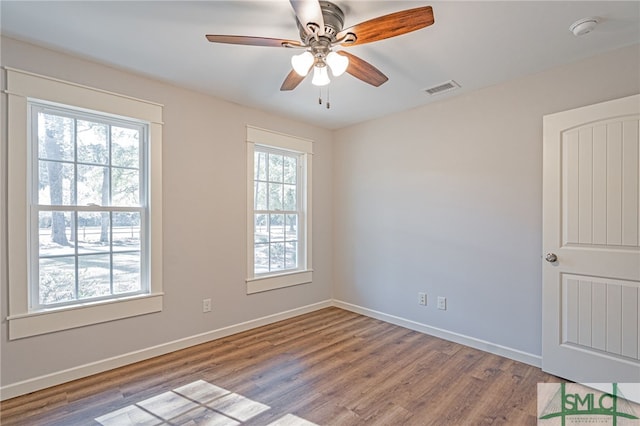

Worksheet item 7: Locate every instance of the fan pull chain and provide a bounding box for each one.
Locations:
[317,88,331,109]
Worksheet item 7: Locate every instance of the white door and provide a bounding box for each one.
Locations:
[542,94,640,383]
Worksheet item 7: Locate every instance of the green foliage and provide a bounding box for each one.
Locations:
[39,268,75,305]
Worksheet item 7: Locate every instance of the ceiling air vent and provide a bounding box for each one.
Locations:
[424,80,460,96]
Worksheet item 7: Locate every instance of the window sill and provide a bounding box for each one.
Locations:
[246,270,313,294]
[7,293,163,340]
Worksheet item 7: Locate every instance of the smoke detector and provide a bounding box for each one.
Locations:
[570,17,599,36]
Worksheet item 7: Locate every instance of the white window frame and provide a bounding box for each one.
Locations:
[5,68,164,340]
[246,125,313,294]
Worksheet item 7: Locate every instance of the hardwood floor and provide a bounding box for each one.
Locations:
[0,307,563,425]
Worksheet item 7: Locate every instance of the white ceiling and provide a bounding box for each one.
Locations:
[1,1,639,129]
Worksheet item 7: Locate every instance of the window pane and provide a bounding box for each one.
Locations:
[77,211,110,254]
[39,211,74,257]
[285,242,297,269]
[113,252,141,294]
[269,214,284,242]
[112,167,140,206]
[113,212,141,252]
[254,182,267,210]
[38,161,74,205]
[285,215,298,241]
[78,254,111,299]
[255,214,268,243]
[254,244,269,274]
[283,156,297,184]
[268,183,283,210]
[112,126,140,168]
[38,112,74,161]
[39,257,76,305]
[270,242,285,271]
[30,103,150,311]
[77,120,108,165]
[77,164,109,206]
[254,151,267,181]
[268,154,283,182]
[283,184,296,211]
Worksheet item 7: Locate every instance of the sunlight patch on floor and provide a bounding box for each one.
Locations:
[265,413,319,425]
[94,379,317,425]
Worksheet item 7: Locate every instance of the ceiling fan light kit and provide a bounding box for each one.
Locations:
[291,49,348,85]
[291,51,314,76]
[312,65,331,86]
[205,0,435,100]
[325,51,348,77]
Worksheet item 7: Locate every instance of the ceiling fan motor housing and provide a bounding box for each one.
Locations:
[299,1,345,43]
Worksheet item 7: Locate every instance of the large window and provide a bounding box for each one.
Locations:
[246,126,312,294]
[6,68,163,339]
[30,103,148,309]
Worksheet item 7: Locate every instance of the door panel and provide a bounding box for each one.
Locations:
[562,119,639,249]
[561,275,639,359]
[542,94,640,383]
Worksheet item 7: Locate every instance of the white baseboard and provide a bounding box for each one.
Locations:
[1,298,541,401]
[0,300,332,401]
[333,300,542,368]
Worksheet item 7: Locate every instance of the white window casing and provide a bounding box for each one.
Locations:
[246,125,313,294]
[5,68,164,339]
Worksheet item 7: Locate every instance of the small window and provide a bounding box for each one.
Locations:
[246,126,312,294]
[29,103,149,309]
[253,146,302,275]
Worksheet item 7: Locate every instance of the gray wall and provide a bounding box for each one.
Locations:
[0,37,334,388]
[332,44,640,357]
[2,34,639,393]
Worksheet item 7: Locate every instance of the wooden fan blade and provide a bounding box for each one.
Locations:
[337,6,434,46]
[206,35,303,48]
[280,69,307,91]
[290,0,325,36]
[337,51,388,87]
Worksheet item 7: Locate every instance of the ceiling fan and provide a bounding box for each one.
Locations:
[206,0,434,91]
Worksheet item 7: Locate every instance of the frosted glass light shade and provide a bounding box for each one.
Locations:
[326,51,349,77]
[291,51,314,76]
[311,66,330,86]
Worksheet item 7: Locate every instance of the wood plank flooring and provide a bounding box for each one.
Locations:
[0,307,564,425]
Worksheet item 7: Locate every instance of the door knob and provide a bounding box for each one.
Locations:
[545,253,558,263]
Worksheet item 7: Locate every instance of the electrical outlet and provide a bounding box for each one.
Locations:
[437,296,446,310]
[418,292,427,306]
[202,298,212,313]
